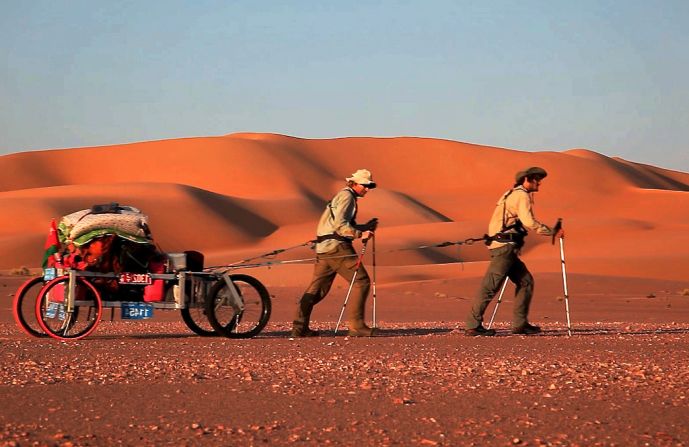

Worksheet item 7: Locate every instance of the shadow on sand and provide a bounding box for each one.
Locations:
[261,326,689,339]
[489,327,689,337]
[261,327,455,339]
[63,326,689,341]
[87,333,202,341]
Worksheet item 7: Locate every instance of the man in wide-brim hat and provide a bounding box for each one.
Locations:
[465,166,564,336]
[292,169,379,337]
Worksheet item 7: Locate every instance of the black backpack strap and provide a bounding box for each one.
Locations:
[500,189,515,232]
[316,234,353,243]
[500,188,527,234]
[492,188,527,247]
[326,188,358,222]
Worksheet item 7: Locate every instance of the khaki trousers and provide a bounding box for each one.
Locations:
[293,244,370,330]
[466,244,534,329]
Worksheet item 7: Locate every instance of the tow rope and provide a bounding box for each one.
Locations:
[206,220,562,272]
[397,235,491,251]
[205,238,360,272]
[208,253,361,273]
[227,239,317,266]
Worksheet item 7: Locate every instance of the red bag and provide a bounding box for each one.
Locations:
[143,259,165,302]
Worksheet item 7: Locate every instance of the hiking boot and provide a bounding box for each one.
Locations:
[290,327,320,338]
[512,323,542,335]
[464,325,496,337]
[347,325,377,337]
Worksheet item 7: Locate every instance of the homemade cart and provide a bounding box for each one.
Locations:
[13,204,271,341]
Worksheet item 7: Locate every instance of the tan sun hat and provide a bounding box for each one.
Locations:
[346,169,377,188]
[515,166,548,184]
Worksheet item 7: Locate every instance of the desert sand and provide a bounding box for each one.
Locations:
[1,133,688,446]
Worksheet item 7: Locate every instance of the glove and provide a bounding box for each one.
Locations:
[551,218,563,245]
[363,218,379,232]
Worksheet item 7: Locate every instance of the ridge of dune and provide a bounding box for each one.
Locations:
[612,157,689,191]
[563,148,689,191]
[225,132,307,142]
[1,133,687,283]
[562,148,607,160]
[0,137,308,198]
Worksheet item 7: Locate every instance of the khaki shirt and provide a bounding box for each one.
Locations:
[487,186,553,249]
[315,187,363,253]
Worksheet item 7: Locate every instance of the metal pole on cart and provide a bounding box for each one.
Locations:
[334,239,369,334]
[59,269,78,335]
[487,277,509,330]
[67,269,77,313]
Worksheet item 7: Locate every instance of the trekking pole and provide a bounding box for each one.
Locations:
[559,235,572,336]
[334,239,370,334]
[552,218,571,336]
[372,233,377,328]
[487,277,509,330]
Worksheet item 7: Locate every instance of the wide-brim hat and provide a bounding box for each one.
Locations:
[346,169,377,188]
[515,166,548,184]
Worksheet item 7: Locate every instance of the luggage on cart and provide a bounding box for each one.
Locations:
[56,203,162,301]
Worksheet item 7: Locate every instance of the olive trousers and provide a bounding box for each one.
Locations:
[293,243,370,330]
[466,244,535,329]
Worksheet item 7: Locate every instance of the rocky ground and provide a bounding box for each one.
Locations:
[1,275,688,446]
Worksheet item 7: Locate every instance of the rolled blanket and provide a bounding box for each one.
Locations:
[58,205,151,246]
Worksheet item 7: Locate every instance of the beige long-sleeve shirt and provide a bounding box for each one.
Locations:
[315,187,363,253]
[487,186,553,249]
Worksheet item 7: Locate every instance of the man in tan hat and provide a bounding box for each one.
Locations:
[292,169,379,337]
[465,166,564,336]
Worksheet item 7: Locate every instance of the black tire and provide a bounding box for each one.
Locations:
[181,307,218,336]
[205,274,271,339]
[35,276,102,340]
[12,276,48,338]
[174,280,218,336]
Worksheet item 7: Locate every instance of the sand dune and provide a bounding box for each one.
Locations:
[1,133,688,283]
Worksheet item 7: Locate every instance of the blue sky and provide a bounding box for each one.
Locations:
[2,0,688,172]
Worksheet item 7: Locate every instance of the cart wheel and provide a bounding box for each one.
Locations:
[181,307,217,336]
[12,276,48,338]
[205,274,271,339]
[172,281,218,336]
[35,275,103,341]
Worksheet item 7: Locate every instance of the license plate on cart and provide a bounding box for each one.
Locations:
[43,267,57,281]
[121,302,154,320]
[118,273,152,285]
